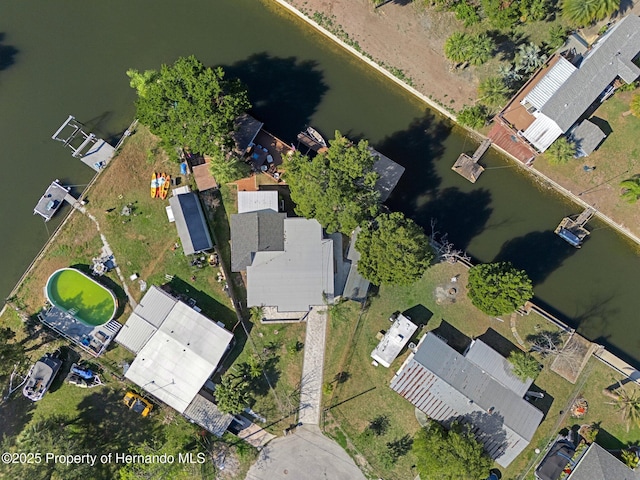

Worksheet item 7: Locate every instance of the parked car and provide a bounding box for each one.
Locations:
[123,391,153,417]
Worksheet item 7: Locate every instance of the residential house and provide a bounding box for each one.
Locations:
[115,286,234,436]
[391,332,544,467]
[493,14,640,156]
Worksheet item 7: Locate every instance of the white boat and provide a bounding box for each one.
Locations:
[23,352,62,401]
[306,127,327,148]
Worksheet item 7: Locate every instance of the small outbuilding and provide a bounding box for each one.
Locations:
[371,313,417,368]
[168,191,213,256]
[570,119,606,157]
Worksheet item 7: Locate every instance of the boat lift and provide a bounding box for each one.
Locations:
[52,115,116,172]
[554,207,596,248]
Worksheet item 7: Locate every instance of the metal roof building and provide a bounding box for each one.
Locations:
[391,333,543,467]
[342,228,370,302]
[115,287,234,435]
[371,314,417,368]
[168,192,213,256]
[237,190,279,214]
[230,210,286,272]
[247,218,334,313]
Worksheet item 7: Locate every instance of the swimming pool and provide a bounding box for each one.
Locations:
[45,268,117,326]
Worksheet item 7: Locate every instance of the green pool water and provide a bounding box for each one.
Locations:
[46,268,116,326]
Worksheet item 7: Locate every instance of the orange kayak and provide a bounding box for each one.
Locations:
[150,172,158,198]
[160,174,171,200]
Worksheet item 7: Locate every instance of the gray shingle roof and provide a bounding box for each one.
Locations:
[391,333,543,467]
[570,119,606,156]
[230,211,286,272]
[541,15,640,131]
[169,192,213,256]
[183,393,234,437]
[568,443,640,480]
[232,113,263,154]
[370,148,405,202]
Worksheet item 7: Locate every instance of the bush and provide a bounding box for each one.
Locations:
[455,2,480,26]
[458,104,488,129]
[508,350,540,380]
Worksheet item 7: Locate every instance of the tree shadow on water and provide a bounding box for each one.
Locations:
[377,111,450,214]
[494,230,577,286]
[222,53,328,140]
[0,33,18,71]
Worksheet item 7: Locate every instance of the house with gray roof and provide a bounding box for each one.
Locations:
[115,286,234,437]
[517,14,640,153]
[168,191,213,256]
[231,210,286,272]
[391,332,543,467]
[567,442,640,480]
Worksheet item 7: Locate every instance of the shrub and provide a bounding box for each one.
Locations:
[458,104,488,129]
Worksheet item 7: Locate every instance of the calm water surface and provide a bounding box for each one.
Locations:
[1,0,639,364]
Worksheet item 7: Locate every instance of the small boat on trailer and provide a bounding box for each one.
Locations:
[23,351,62,401]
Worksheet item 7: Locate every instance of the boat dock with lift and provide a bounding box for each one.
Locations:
[52,115,116,172]
[554,207,596,248]
[33,180,77,221]
[452,138,491,183]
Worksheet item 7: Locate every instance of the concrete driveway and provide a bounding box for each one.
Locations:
[245,425,366,480]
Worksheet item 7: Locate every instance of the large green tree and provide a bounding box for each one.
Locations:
[467,261,534,316]
[285,132,381,234]
[356,212,433,286]
[412,421,492,479]
[129,55,250,158]
[508,350,540,380]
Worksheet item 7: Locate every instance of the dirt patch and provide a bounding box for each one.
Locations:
[285,0,476,109]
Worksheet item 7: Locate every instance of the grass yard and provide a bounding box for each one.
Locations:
[321,261,640,480]
[536,89,640,239]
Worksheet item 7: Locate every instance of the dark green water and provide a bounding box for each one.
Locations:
[2,1,639,364]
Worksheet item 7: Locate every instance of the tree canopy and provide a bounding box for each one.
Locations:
[444,32,495,66]
[215,374,250,415]
[478,76,510,108]
[467,261,534,316]
[285,132,381,234]
[412,421,493,479]
[129,55,250,159]
[355,212,433,286]
[508,350,541,380]
[562,0,620,26]
[545,136,576,165]
[619,175,640,204]
[457,104,488,129]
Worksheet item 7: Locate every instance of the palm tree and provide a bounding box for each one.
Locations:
[631,94,640,118]
[478,76,510,108]
[562,0,620,26]
[606,381,640,432]
[516,43,547,74]
[545,137,576,165]
[444,32,472,65]
[619,176,640,204]
[468,34,495,66]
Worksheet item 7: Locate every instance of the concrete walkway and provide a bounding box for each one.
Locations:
[298,305,328,425]
[245,424,366,480]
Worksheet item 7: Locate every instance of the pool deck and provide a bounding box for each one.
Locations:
[38,305,121,357]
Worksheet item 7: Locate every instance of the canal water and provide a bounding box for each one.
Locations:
[2,1,639,364]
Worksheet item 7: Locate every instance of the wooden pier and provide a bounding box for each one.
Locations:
[554,207,596,248]
[452,138,491,183]
[33,180,74,221]
[296,130,328,154]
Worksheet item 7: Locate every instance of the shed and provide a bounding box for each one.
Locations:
[193,161,218,192]
[168,192,213,256]
[370,314,417,367]
[570,119,606,157]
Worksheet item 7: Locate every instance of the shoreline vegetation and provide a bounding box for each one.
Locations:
[270,0,640,247]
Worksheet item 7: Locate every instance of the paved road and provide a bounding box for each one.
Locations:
[245,424,366,480]
[298,306,328,425]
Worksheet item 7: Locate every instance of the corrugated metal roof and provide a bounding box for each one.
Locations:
[523,56,576,111]
[183,393,234,437]
[169,192,213,256]
[134,286,176,327]
[237,191,279,214]
[230,211,286,272]
[391,333,543,467]
[371,314,417,368]
[124,290,233,414]
[541,15,640,132]
[465,340,532,397]
[522,114,564,152]
[570,119,606,156]
[114,312,157,354]
[247,218,334,312]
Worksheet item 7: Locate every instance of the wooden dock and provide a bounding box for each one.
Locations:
[296,131,328,154]
[554,207,595,248]
[33,180,71,221]
[452,138,491,183]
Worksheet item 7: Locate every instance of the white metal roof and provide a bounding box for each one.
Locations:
[237,191,279,214]
[114,312,157,354]
[247,218,334,312]
[522,114,563,152]
[123,289,233,414]
[522,57,576,111]
[134,286,177,327]
[371,314,417,368]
